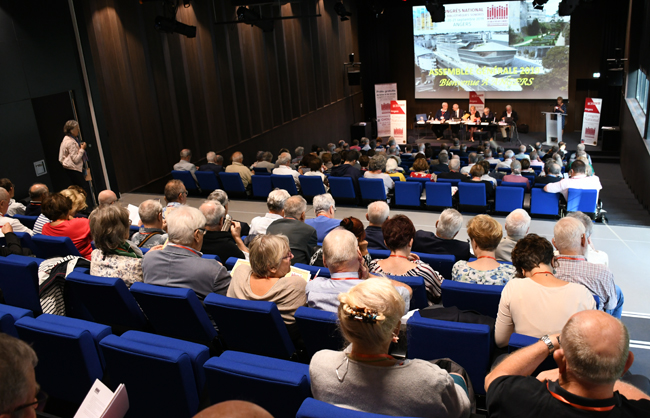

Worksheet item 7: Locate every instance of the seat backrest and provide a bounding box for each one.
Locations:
[99,334,200,418]
[408,313,492,395]
[31,234,81,258]
[171,170,197,191]
[500,181,527,189]
[294,263,330,278]
[328,177,357,200]
[530,188,560,216]
[270,174,299,195]
[65,272,147,331]
[387,275,428,310]
[458,182,487,206]
[411,252,455,281]
[523,174,535,185]
[299,175,327,198]
[507,333,557,374]
[425,182,452,208]
[294,307,343,357]
[251,175,273,198]
[495,186,525,213]
[296,398,415,418]
[436,178,461,186]
[0,303,33,338]
[0,257,42,315]
[218,172,246,193]
[194,171,221,191]
[254,166,272,175]
[497,167,512,174]
[394,181,422,207]
[204,293,295,359]
[12,214,38,230]
[15,315,107,403]
[440,280,504,318]
[406,177,430,185]
[567,188,598,213]
[358,178,386,201]
[129,283,217,344]
[204,351,311,418]
[224,257,242,271]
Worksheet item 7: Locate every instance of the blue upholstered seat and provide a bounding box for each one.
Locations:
[440,280,504,318]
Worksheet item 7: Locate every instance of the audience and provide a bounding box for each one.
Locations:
[410,157,436,180]
[552,217,623,317]
[429,152,450,173]
[363,155,395,195]
[484,149,500,165]
[329,150,362,191]
[570,143,592,165]
[173,148,198,182]
[385,158,405,181]
[460,165,494,199]
[437,158,467,180]
[478,160,497,186]
[89,204,143,287]
[459,152,478,174]
[97,190,118,206]
[273,152,301,189]
[61,187,88,218]
[451,215,515,285]
[365,201,390,250]
[494,234,596,348]
[41,192,92,259]
[0,187,34,237]
[412,209,471,262]
[142,206,231,299]
[0,334,41,417]
[502,160,530,190]
[198,152,224,175]
[306,228,412,313]
[528,151,544,167]
[163,179,187,219]
[24,183,49,216]
[535,162,563,185]
[303,157,329,190]
[309,278,470,417]
[255,152,275,172]
[486,310,650,415]
[0,179,25,216]
[514,145,529,160]
[305,193,340,242]
[567,211,609,266]
[206,189,250,237]
[225,151,252,188]
[497,150,515,168]
[0,223,31,256]
[199,200,247,261]
[495,209,531,262]
[266,196,317,265]
[131,199,168,248]
[545,160,602,200]
[248,189,290,237]
[520,158,534,173]
[368,215,443,305]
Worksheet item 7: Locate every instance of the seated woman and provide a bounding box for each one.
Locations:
[363,155,394,195]
[385,158,405,182]
[302,157,329,191]
[41,193,93,260]
[494,234,596,348]
[368,215,443,305]
[410,156,437,181]
[227,234,306,342]
[310,279,470,417]
[460,165,494,200]
[89,205,143,288]
[520,158,534,173]
[451,215,515,285]
[62,186,88,218]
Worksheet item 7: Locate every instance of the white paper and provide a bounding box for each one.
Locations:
[101,384,129,418]
[127,204,140,226]
[74,380,129,418]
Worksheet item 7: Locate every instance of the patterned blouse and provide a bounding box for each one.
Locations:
[451,260,515,286]
[90,249,144,288]
[368,259,443,305]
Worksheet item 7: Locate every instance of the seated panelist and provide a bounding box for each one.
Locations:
[500,105,519,139]
[480,107,494,123]
[434,102,452,122]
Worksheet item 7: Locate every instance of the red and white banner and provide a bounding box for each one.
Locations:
[389,100,407,144]
[580,98,602,147]
[375,83,398,137]
[469,91,485,114]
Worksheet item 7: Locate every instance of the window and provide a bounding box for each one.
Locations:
[636,69,649,114]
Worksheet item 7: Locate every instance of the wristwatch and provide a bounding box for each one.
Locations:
[540,335,557,354]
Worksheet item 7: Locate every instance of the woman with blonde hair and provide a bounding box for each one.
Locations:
[61,187,88,217]
[309,279,470,417]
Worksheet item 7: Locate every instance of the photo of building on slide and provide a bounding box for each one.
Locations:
[414,0,570,99]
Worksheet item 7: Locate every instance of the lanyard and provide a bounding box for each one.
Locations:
[389,254,409,260]
[168,244,202,256]
[331,272,359,281]
[532,271,554,278]
[546,382,615,412]
[556,256,585,261]
[477,256,497,261]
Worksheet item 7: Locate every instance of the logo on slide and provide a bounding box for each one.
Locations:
[393,128,404,135]
[584,127,596,137]
[487,4,508,26]
[381,103,391,112]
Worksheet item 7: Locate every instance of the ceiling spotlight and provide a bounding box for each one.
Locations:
[334,2,352,22]
[236,6,274,32]
[532,0,548,10]
[558,0,579,16]
[425,1,445,23]
[154,16,196,38]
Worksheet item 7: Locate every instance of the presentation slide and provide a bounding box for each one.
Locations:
[413,1,570,99]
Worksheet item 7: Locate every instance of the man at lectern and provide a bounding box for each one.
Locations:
[554,96,567,134]
[432,102,452,139]
[500,105,518,140]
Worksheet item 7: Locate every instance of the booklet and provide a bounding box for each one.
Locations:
[74,379,129,418]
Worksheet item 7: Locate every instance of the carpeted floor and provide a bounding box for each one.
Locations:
[594,162,650,227]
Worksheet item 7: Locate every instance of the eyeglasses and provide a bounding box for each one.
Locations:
[283,252,293,260]
[196,228,206,235]
[181,191,188,196]
[9,389,48,414]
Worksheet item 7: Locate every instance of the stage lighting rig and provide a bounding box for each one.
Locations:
[425,1,445,23]
[334,1,352,22]
[237,6,275,32]
[154,16,196,38]
[532,0,548,11]
[558,0,579,16]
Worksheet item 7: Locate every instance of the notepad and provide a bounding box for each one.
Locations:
[127,204,140,226]
[74,379,128,418]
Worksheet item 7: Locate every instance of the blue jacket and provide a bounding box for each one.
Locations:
[305,216,341,242]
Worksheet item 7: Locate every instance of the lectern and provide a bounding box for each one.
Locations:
[542,112,564,145]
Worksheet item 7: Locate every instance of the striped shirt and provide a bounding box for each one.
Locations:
[368,259,442,305]
[555,255,617,311]
[33,214,51,235]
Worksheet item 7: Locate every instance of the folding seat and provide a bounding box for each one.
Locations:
[500,181,527,189]
[218,172,247,196]
[299,175,327,199]
[204,293,296,360]
[293,263,330,278]
[195,170,222,192]
[436,178,461,186]
[406,177,430,186]
[251,174,273,199]
[0,257,42,315]
[31,234,82,258]
[440,280,504,318]
[522,174,535,186]
[253,166,272,175]
[294,307,343,358]
[457,182,488,213]
[494,186,525,213]
[358,178,387,203]
[129,283,218,347]
[171,170,198,191]
[408,312,492,394]
[328,177,358,204]
[224,256,242,271]
[201,253,222,263]
[530,188,560,216]
[271,174,299,195]
[0,303,33,337]
[386,275,428,310]
[296,398,418,418]
[15,315,109,403]
[567,188,598,215]
[12,214,38,230]
[65,271,148,333]
[497,167,512,174]
[204,350,311,417]
[425,182,453,209]
[394,181,422,208]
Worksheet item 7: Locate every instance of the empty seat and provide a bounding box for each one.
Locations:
[408,312,492,394]
[567,188,598,214]
[195,170,221,192]
[218,172,247,195]
[204,293,296,359]
[15,315,109,403]
[394,181,422,208]
[296,398,417,418]
[358,178,387,202]
[294,307,343,357]
[0,257,43,315]
[252,174,273,199]
[12,214,38,230]
[425,182,453,209]
[457,182,488,213]
[204,351,311,417]
[0,303,33,337]
[171,170,198,191]
[271,174,299,195]
[299,175,327,199]
[31,234,82,258]
[530,188,560,216]
[328,177,358,204]
[495,186,525,213]
[129,283,218,346]
[440,280,504,318]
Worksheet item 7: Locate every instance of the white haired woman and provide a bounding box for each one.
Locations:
[363,155,394,195]
[309,279,470,417]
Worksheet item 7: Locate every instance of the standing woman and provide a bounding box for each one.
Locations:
[554,96,567,134]
[59,120,93,209]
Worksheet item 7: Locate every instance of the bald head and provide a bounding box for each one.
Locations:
[98,190,118,206]
[323,228,360,272]
[193,401,273,418]
[231,152,243,163]
[561,310,630,385]
[29,183,49,201]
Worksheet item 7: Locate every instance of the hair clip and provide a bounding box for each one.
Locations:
[342,304,385,324]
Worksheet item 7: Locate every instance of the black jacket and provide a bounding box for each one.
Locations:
[500,110,519,123]
[201,230,245,262]
[365,225,388,250]
[411,230,471,262]
[266,218,318,265]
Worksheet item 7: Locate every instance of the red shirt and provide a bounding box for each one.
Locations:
[42,218,93,260]
[410,172,434,180]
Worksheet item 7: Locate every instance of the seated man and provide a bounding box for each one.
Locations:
[502,160,531,190]
[305,193,340,242]
[198,152,224,176]
[484,149,501,165]
[173,148,198,183]
[162,179,187,219]
[514,145,529,160]
[567,211,609,266]
[255,151,275,172]
[570,143,592,165]
[437,158,467,180]
[495,209,530,262]
[0,334,40,415]
[460,152,478,175]
[199,200,247,261]
[528,151,545,168]
[365,201,390,251]
[497,150,515,168]
[207,189,250,237]
[248,189,290,237]
[24,183,49,216]
[412,208,470,261]
[225,151,252,189]
[98,190,118,207]
[553,217,623,317]
[329,150,362,189]
[544,160,602,201]
[272,152,301,190]
[0,188,33,237]
[485,310,650,416]
[142,205,231,299]
[266,196,318,265]
[429,151,450,173]
[535,162,563,186]
[305,228,412,313]
[0,179,26,216]
[131,199,168,248]
[499,105,518,139]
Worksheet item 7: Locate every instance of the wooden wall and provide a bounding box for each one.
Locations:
[78,0,360,192]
